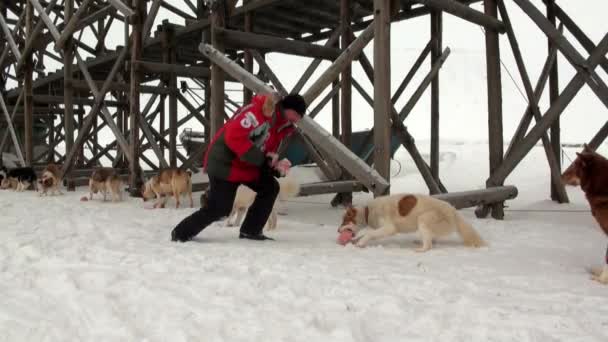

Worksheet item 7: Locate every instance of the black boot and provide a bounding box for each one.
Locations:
[239,232,275,241]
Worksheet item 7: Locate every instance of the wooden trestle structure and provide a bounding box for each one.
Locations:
[1,0,606,219]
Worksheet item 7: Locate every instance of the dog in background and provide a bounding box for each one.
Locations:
[89,167,123,202]
[142,168,193,209]
[225,177,300,231]
[339,193,486,252]
[561,144,608,284]
[38,163,63,196]
[0,167,37,191]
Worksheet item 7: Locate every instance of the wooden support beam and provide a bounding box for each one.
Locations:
[298,180,366,197]
[143,0,162,43]
[107,0,135,17]
[55,0,93,51]
[15,0,57,73]
[169,29,178,168]
[434,186,518,210]
[160,0,195,20]
[545,1,608,75]
[497,0,568,203]
[129,0,145,193]
[133,61,211,78]
[0,12,21,62]
[0,92,25,166]
[545,0,564,203]
[64,0,76,190]
[487,32,608,187]
[216,27,344,61]
[200,42,390,195]
[512,0,608,111]
[243,0,254,104]
[399,47,450,121]
[416,0,505,33]
[482,0,504,219]
[505,27,560,157]
[210,3,226,137]
[251,50,288,95]
[430,10,442,181]
[352,78,444,194]
[24,0,34,165]
[374,0,392,192]
[303,22,375,105]
[392,39,433,106]
[291,28,343,95]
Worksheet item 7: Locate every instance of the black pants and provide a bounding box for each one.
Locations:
[172,175,280,240]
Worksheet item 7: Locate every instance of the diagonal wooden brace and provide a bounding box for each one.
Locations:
[487,32,608,186]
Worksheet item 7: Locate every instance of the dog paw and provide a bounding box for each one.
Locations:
[415,247,431,253]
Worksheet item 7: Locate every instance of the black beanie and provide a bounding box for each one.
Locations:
[281,94,307,116]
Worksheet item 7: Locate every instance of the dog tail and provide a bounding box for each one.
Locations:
[278,177,300,200]
[454,212,486,248]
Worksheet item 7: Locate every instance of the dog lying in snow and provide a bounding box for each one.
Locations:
[561,144,608,284]
[38,163,63,196]
[89,167,123,202]
[225,177,300,231]
[142,168,193,209]
[338,193,486,251]
[0,167,37,191]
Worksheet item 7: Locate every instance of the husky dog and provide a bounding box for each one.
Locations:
[89,167,123,202]
[339,193,486,252]
[38,163,63,196]
[142,168,193,209]
[1,167,37,192]
[225,177,300,231]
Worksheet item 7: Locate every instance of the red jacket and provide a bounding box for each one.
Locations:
[204,94,295,183]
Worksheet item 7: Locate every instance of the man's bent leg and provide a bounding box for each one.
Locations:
[171,177,238,242]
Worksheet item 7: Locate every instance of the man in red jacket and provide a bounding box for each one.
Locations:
[171,93,306,242]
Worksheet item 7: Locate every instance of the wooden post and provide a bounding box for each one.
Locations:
[339,0,353,205]
[243,0,253,104]
[430,9,442,183]
[496,1,568,203]
[547,0,561,202]
[24,0,34,165]
[166,24,178,168]
[483,0,504,219]
[77,103,84,168]
[210,1,226,137]
[373,0,391,194]
[64,0,75,189]
[129,0,144,194]
[332,78,340,139]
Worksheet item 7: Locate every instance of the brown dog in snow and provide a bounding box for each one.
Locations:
[89,167,123,202]
[561,144,608,284]
[141,168,193,209]
[38,163,63,196]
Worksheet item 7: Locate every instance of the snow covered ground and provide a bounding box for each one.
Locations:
[1,142,607,341]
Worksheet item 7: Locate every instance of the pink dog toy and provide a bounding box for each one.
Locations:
[337,224,355,245]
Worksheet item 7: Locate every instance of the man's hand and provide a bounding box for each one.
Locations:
[275,158,291,176]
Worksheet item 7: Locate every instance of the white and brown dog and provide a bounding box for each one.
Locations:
[142,168,193,209]
[89,167,123,202]
[339,194,486,252]
[226,177,300,231]
[38,163,63,196]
